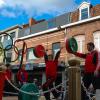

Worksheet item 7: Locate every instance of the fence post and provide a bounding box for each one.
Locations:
[67,59,81,100]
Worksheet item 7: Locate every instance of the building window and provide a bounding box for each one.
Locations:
[26,48,37,61]
[18,50,22,61]
[81,8,88,20]
[52,42,60,56]
[74,35,85,53]
[3,35,13,49]
[93,31,100,51]
[5,50,12,63]
[79,2,90,20]
[3,35,9,49]
[24,28,30,36]
[9,32,15,39]
[3,35,8,41]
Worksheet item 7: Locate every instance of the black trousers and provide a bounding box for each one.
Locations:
[42,77,59,100]
[81,72,100,100]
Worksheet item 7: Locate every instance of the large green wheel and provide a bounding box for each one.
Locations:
[19,83,39,100]
[66,37,78,53]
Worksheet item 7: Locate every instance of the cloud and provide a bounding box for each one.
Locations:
[0,0,5,7]
[0,0,78,18]
[0,9,16,17]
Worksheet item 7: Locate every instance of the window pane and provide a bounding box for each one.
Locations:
[52,42,60,55]
[94,37,100,51]
[26,48,37,61]
[18,50,22,61]
[3,35,11,49]
[82,8,88,12]
[24,28,30,36]
[5,50,12,63]
[10,32,15,39]
[93,31,100,51]
[81,13,88,19]
[74,35,85,53]
[4,35,8,41]
[81,8,88,20]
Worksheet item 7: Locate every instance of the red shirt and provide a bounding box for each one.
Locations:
[45,60,58,78]
[17,69,28,83]
[74,51,98,73]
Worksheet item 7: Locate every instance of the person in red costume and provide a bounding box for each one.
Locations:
[17,64,28,86]
[4,63,12,96]
[42,50,61,100]
[70,42,100,100]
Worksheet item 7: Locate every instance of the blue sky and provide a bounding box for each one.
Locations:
[0,0,100,30]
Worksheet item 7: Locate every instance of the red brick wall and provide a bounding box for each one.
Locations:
[15,30,66,64]
[14,4,100,65]
[71,4,100,23]
[67,20,100,52]
[91,4,100,17]
[71,10,79,23]
[14,20,100,65]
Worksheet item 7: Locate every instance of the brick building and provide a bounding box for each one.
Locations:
[1,2,100,85]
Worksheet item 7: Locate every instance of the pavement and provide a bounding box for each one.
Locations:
[2,96,56,100]
[2,96,46,100]
[3,96,18,100]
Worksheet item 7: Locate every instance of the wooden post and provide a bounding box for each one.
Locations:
[67,59,81,100]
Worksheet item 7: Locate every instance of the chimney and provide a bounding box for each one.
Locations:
[22,24,29,28]
[29,18,36,26]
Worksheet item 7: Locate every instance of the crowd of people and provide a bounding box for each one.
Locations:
[1,49,62,99]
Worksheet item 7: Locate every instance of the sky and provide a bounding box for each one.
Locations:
[0,0,100,30]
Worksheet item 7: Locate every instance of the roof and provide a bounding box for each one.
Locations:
[78,1,91,9]
[1,25,22,33]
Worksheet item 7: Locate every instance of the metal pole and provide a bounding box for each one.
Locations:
[19,42,26,69]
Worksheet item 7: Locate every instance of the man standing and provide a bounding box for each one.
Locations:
[70,42,100,100]
[4,63,12,96]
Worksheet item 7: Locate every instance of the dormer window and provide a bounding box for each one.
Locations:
[79,2,90,20]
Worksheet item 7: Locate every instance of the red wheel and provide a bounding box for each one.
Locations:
[33,45,45,58]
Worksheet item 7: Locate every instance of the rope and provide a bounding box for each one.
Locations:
[5,76,96,100]
[54,80,68,93]
[3,91,18,95]
[5,76,40,96]
[5,75,68,96]
[44,80,68,93]
[81,81,96,100]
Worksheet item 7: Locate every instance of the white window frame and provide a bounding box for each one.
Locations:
[93,31,100,51]
[27,48,37,61]
[74,35,85,53]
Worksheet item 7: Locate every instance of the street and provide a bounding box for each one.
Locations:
[3,96,18,100]
[2,96,55,100]
[2,96,46,100]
